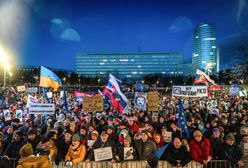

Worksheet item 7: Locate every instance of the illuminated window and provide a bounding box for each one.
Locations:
[119,59,129,62]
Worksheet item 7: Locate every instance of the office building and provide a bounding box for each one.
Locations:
[76,52,186,78]
[193,23,219,75]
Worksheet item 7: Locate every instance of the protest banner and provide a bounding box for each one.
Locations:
[210,108,219,115]
[124,147,134,160]
[134,92,147,110]
[94,147,113,161]
[147,92,159,112]
[26,87,38,94]
[83,95,103,112]
[17,85,26,92]
[29,103,55,115]
[229,84,242,96]
[172,86,208,97]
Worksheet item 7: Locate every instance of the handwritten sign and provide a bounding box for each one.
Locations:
[147,92,159,112]
[94,147,113,161]
[83,96,103,112]
[17,85,26,92]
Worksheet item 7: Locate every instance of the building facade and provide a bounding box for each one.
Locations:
[76,52,190,78]
[193,23,219,75]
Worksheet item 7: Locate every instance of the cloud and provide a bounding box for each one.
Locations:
[169,16,193,33]
[51,18,63,25]
[61,28,81,42]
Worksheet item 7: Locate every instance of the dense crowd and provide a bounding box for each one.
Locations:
[0,86,248,168]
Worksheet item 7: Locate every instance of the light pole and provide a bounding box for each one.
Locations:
[9,72,12,86]
[63,77,66,85]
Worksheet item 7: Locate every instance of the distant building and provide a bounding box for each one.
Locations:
[193,23,219,75]
[76,52,193,78]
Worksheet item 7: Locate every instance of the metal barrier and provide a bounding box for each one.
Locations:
[51,160,248,168]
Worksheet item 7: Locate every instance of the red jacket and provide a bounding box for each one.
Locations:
[189,138,213,164]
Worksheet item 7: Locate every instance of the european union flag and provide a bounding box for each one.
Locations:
[39,66,62,91]
[178,99,190,140]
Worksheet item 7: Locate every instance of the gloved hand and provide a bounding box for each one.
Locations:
[65,160,73,167]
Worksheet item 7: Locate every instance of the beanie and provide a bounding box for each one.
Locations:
[225,134,235,141]
[72,134,80,142]
[19,144,33,157]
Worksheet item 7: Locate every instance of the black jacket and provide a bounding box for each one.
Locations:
[4,139,25,160]
[219,143,243,166]
[160,143,191,166]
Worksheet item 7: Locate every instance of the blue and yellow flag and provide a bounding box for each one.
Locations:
[39,66,62,91]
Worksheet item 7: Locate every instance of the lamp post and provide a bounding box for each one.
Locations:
[9,72,12,86]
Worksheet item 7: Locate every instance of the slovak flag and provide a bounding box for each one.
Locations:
[194,69,215,86]
[103,74,128,113]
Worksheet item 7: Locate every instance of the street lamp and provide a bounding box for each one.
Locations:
[97,78,101,86]
[63,77,66,85]
[9,72,12,85]
[0,46,11,88]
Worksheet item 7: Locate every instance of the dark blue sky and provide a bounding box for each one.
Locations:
[1,0,247,70]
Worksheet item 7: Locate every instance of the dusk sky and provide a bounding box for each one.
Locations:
[0,0,248,70]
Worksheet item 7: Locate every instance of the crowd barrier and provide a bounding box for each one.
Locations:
[51,160,248,168]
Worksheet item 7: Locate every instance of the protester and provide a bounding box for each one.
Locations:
[161,137,191,167]
[219,134,244,167]
[134,130,157,160]
[16,143,52,168]
[65,134,86,166]
[189,129,213,165]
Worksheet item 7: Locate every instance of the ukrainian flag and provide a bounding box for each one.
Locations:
[39,66,62,91]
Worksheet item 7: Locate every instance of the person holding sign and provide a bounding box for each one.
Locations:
[85,131,118,163]
[160,137,191,167]
[65,134,86,166]
[117,135,137,162]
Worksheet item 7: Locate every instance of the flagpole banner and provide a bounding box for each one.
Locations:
[17,85,26,92]
[134,92,147,110]
[83,95,103,112]
[147,92,159,112]
[29,103,55,115]
[172,86,208,97]
[39,66,62,91]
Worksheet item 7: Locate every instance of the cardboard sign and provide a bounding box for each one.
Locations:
[124,147,134,160]
[164,131,172,143]
[172,86,208,97]
[17,85,26,92]
[207,100,218,109]
[83,96,103,112]
[29,103,55,115]
[147,92,159,112]
[94,147,113,161]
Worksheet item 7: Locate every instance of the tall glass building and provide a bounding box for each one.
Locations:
[76,52,185,78]
[193,23,219,75]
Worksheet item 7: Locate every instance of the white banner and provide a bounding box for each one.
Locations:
[29,103,55,115]
[26,87,38,94]
[172,86,208,97]
[94,147,113,161]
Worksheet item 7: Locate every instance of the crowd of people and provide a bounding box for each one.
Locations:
[0,86,248,168]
